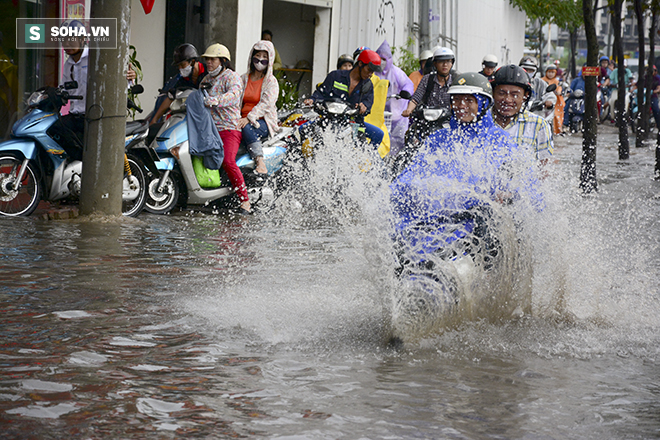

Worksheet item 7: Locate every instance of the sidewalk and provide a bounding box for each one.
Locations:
[34,201,79,220]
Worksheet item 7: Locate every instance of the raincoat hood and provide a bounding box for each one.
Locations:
[376,39,394,77]
[246,40,276,77]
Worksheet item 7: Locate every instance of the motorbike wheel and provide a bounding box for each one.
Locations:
[145,172,180,215]
[0,155,42,216]
[122,153,148,217]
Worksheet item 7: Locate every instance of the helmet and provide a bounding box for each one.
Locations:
[356,49,382,72]
[419,50,433,61]
[599,55,609,63]
[173,43,199,65]
[519,55,538,73]
[482,54,498,68]
[492,64,533,95]
[448,72,493,104]
[545,64,557,73]
[201,43,231,61]
[353,46,371,61]
[336,54,354,70]
[433,47,455,62]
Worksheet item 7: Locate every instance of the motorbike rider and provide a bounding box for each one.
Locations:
[303,49,385,147]
[519,56,556,111]
[491,65,554,164]
[149,43,207,125]
[402,47,456,118]
[541,64,565,135]
[376,40,415,156]
[337,54,354,71]
[59,19,88,161]
[239,40,279,176]
[199,43,252,214]
[409,50,433,91]
[391,72,541,255]
[598,56,612,99]
[563,70,586,127]
[479,54,498,82]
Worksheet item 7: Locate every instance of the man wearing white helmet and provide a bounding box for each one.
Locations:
[402,47,455,118]
[409,49,433,91]
[479,54,498,82]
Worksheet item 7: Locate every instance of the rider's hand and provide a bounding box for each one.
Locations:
[126,65,137,82]
[237,117,249,129]
[358,102,367,115]
[303,98,314,106]
[402,108,412,117]
[545,101,553,109]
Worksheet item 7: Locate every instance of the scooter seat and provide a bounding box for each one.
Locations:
[126,120,149,136]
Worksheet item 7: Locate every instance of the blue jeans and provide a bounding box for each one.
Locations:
[241,119,269,158]
[364,122,384,147]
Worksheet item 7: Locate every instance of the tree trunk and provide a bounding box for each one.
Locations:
[80,0,131,216]
[569,28,578,80]
[611,0,629,160]
[645,10,657,147]
[538,19,544,73]
[580,0,599,193]
[634,0,648,148]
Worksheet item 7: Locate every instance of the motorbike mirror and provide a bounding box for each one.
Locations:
[64,81,78,90]
[545,84,557,93]
[131,84,144,95]
[399,90,412,100]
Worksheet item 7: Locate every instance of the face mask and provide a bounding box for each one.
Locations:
[209,64,223,77]
[179,65,192,77]
[253,57,268,71]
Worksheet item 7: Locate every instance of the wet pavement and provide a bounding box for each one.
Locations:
[1,124,660,439]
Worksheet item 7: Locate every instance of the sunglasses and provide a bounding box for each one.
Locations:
[252,57,268,66]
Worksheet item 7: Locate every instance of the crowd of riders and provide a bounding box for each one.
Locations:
[59,26,658,216]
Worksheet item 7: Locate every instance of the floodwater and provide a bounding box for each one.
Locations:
[1,126,660,439]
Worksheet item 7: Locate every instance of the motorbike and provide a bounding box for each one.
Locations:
[143,87,293,214]
[529,83,557,127]
[566,89,586,133]
[0,83,150,217]
[388,104,451,179]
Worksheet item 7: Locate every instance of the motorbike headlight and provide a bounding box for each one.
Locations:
[327,102,349,115]
[423,109,443,121]
[27,90,47,107]
[170,98,187,112]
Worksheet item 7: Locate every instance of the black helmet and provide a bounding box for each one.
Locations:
[172,43,199,65]
[491,64,532,95]
[336,54,354,70]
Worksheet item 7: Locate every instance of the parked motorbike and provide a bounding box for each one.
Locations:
[143,87,293,214]
[0,83,149,217]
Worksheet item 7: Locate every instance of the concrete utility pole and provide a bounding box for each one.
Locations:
[80,0,131,216]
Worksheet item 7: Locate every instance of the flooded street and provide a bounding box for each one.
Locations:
[2,126,660,439]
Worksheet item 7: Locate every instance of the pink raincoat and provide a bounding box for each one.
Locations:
[240,40,280,138]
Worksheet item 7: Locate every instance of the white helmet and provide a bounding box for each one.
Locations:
[482,54,498,68]
[201,43,231,61]
[419,50,433,61]
[433,47,455,62]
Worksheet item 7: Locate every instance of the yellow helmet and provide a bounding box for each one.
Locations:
[201,43,231,61]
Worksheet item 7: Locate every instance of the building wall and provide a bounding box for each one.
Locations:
[455,0,526,73]
[129,0,166,113]
[337,0,411,64]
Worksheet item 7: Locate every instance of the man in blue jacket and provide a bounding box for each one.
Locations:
[304,49,384,146]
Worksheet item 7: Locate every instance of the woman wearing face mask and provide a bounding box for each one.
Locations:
[200,43,252,214]
[150,43,207,125]
[238,40,280,176]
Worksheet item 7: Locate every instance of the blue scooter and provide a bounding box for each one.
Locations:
[143,87,293,214]
[0,83,151,217]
